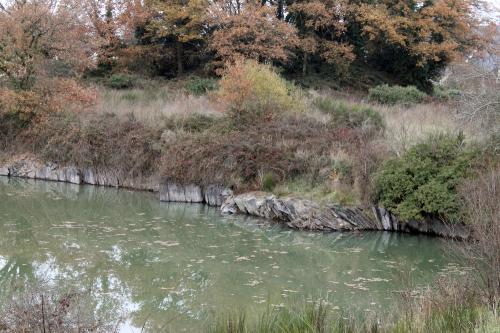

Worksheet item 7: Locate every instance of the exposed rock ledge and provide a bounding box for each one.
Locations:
[160,180,233,207]
[219,191,470,238]
[0,155,469,238]
[0,156,158,191]
[221,192,374,231]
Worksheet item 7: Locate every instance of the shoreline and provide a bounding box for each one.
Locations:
[0,154,470,239]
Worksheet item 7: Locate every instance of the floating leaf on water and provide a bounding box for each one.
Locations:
[244,279,261,287]
[153,241,180,247]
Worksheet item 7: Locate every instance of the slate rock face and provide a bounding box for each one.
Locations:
[159,180,232,205]
[221,192,376,231]
[0,155,157,191]
[372,207,470,239]
[204,184,232,206]
[5,158,81,184]
[0,166,8,176]
[160,181,204,203]
[221,192,469,238]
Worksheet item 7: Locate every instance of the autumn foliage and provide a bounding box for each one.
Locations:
[217,59,305,121]
[0,0,96,89]
[289,0,355,74]
[0,0,487,92]
[355,0,479,90]
[209,1,299,67]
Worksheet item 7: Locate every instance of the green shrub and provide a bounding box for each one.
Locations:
[368,84,427,105]
[164,113,217,132]
[121,91,139,101]
[186,76,218,95]
[106,74,135,89]
[314,97,384,130]
[433,85,461,102]
[333,159,353,181]
[261,172,277,191]
[374,133,477,222]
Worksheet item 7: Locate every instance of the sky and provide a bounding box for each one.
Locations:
[483,0,500,20]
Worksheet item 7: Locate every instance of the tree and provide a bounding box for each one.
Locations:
[74,0,149,69]
[288,0,355,75]
[0,0,95,89]
[441,23,499,143]
[147,0,208,75]
[353,0,479,91]
[208,0,299,68]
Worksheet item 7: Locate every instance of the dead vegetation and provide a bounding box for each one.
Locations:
[0,286,120,333]
[160,114,377,192]
[11,112,163,180]
[456,167,500,313]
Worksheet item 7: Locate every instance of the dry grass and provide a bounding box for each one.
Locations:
[379,103,465,156]
[312,89,473,157]
[94,80,466,160]
[95,85,220,126]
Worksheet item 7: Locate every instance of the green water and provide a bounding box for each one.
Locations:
[0,178,460,332]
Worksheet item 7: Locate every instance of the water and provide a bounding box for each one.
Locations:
[0,177,460,332]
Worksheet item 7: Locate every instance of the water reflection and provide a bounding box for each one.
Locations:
[0,178,455,332]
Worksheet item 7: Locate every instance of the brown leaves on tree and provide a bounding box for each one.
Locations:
[0,0,97,89]
[209,1,299,68]
[289,0,355,74]
[356,0,478,67]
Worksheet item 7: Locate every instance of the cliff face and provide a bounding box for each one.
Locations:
[0,155,469,239]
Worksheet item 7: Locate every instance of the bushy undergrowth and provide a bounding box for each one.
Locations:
[0,79,97,150]
[0,89,42,147]
[160,115,375,192]
[1,98,382,201]
[457,167,500,311]
[369,84,427,105]
[163,113,218,133]
[0,286,118,333]
[374,133,478,222]
[314,97,384,131]
[433,85,461,102]
[106,73,136,89]
[217,59,305,123]
[186,76,218,95]
[16,112,162,178]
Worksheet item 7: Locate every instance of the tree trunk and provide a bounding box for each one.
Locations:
[277,0,284,20]
[176,40,183,76]
[302,51,308,75]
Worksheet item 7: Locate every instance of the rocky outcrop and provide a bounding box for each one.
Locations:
[372,207,470,239]
[204,184,233,206]
[221,192,376,231]
[221,192,470,238]
[159,180,232,206]
[0,156,158,191]
[160,181,204,203]
[0,165,10,176]
[7,158,81,184]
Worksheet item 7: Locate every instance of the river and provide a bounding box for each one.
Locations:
[0,177,461,332]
